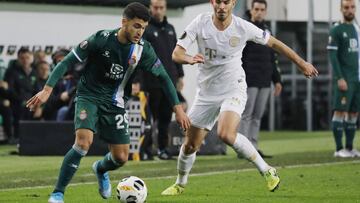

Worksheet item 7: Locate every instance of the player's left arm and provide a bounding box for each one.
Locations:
[266,36,318,78]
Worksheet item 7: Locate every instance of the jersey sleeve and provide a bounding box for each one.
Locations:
[177,14,202,51]
[244,20,270,45]
[327,27,344,80]
[72,32,99,62]
[138,43,180,106]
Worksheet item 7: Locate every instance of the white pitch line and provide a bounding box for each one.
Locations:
[1,160,359,192]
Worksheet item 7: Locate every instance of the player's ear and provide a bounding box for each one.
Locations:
[122,18,128,27]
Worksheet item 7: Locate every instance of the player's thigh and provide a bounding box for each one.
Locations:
[188,96,220,131]
[74,97,99,131]
[98,104,130,145]
[108,143,130,163]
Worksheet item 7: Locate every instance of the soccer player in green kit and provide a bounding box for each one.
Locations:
[26,3,190,203]
[327,0,360,158]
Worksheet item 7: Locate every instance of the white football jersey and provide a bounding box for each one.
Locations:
[178,13,270,94]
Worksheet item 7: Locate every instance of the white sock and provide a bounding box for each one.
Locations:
[232,133,270,173]
[175,145,196,187]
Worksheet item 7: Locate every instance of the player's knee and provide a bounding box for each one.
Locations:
[217,128,234,145]
[183,143,199,154]
[75,138,93,151]
[112,152,128,165]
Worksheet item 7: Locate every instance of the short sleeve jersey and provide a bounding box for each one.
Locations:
[177,13,270,92]
[73,29,163,108]
[327,23,359,81]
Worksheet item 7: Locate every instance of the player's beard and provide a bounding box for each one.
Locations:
[344,14,355,22]
[216,12,227,21]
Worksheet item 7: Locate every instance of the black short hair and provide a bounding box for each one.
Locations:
[251,0,267,8]
[123,2,151,22]
[17,47,31,56]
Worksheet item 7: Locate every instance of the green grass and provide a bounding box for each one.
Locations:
[0,131,359,203]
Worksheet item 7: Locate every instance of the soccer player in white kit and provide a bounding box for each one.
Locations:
[161,0,318,195]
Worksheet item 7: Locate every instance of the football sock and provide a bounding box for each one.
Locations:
[332,115,344,151]
[97,152,124,174]
[232,133,270,173]
[344,116,357,150]
[176,145,196,187]
[53,145,87,194]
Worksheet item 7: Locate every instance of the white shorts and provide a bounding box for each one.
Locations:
[188,80,247,130]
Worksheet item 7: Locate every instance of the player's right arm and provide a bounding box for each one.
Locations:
[172,14,205,65]
[27,32,100,111]
[327,26,348,91]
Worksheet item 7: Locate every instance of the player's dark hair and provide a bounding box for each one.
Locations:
[123,2,151,22]
[17,47,31,56]
[251,0,267,8]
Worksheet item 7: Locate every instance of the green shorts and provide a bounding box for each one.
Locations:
[74,97,130,144]
[332,81,360,112]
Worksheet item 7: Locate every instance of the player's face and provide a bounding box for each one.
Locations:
[341,0,356,22]
[123,17,148,44]
[150,0,167,22]
[211,0,236,22]
[250,2,267,22]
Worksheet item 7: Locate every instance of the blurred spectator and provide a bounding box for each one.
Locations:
[51,49,78,121]
[33,50,47,68]
[141,0,184,160]
[0,81,12,143]
[33,61,51,120]
[4,47,36,143]
[238,0,282,158]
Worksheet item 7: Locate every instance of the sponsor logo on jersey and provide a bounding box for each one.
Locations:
[106,63,124,80]
[179,31,187,40]
[229,36,240,47]
[168,30,174,36]
[79,109,87,120]
[79,40,88,49]
[102,50,110,58]
[102,31,110,38]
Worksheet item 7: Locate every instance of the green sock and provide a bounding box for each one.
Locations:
[53,146,86,194]
[344,121,356,150]
[97,152,124,174]
[332,121,344,151]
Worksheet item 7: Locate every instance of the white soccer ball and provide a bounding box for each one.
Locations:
[116,176,147,203]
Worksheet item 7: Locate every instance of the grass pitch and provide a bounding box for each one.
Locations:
[0,131,359,203]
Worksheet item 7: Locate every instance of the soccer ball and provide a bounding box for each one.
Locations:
[116,176,147,203]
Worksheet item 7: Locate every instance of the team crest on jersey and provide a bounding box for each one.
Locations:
[341,97,347,105]
[153,31,158,37]
[129,55,137,65]
[343,32,348,38]
[229,36,240,47]
[79,110,87,120]
[179,32,187,40]
[79,40,88,49]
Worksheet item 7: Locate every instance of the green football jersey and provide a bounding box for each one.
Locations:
[327,22,359,82]
[46,28,179,108]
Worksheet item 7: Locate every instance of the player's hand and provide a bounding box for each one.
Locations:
[337,79,348,91]
[173,104,191,131]
[189,54,205,65]
[274,82,282,96]
[300,62,318,78]
[26,86,53,111]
